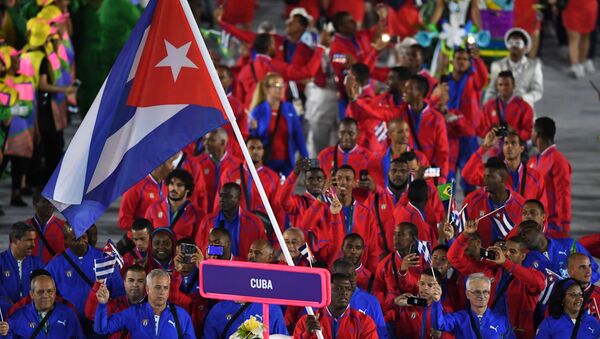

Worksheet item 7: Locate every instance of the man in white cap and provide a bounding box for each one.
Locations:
[485,28,543,109]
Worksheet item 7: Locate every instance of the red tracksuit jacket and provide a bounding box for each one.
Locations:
[293,307,378,339]
[373,251,427,311]
[393,202,439,248]
[449,233,546,339]
[365,188,405,255]
[388,304,453,339]
[463,146,547,208]
[144,199,202,240]
[370,146,429,189]
[463,188,525,247]
[180,155,208,215]
[26,216,65,264]
[527,145,572,232]
[397,103,450,181]
[189,151,240,214]
[584,284,600,321]
[329,31,378,92]
[452,57,489,132]
[355,263,373,292]
[235,50,324,109]
[218,164,285,229]
[118,175,167,232]
[300,199,381,272]
[317,144,374,177]
[372,92,404,121]
[195,210,265,261]
[478,96,534,142]
[345,85,395,156]
[580,233,600,258]
[276,171,319,228]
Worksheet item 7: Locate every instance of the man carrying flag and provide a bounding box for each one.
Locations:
[462,157,525,247]
[42,0,231,238]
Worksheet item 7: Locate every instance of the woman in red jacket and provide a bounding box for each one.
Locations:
[562,0,598,78]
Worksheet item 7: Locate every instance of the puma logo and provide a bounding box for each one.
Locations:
[558,251,568,256]
[168,320,176,327]
[57,320,66,326]
[489,325,499,332]
[589,327,595,334]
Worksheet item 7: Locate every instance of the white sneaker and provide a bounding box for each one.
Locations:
[570,64,585,78]
[584,59,596,74]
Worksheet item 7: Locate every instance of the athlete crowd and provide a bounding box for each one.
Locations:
[0,0,600,338]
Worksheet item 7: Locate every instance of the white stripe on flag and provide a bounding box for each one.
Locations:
[127,27,150,82]
[87,105,186,193]
[95,258,116,280]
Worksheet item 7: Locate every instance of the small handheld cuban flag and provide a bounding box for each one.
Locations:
[42,0,232,237]
[491,206,515,238]
[449,200,467,234]
[416,240,432,264]
[103,239,124,269]
[94,256,117,282]
[298,243,316,266]
[539,268,563,306]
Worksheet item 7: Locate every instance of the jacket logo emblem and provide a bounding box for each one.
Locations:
[29,322,35,328]
[158,212,164,219]
[490,325,499,332]
[149,193,155,199]
[558,251,567,256]
[142,319,148,326]
[57,320,66,326]
[66,271,72,278]
[226,314,232,320]
[169,320,176,327]
[204,168,209,174]
[381,204,386,210]
[410,312,416,319]
[4,270,9,277]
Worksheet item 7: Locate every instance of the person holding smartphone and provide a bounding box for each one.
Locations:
[448,219,545,339]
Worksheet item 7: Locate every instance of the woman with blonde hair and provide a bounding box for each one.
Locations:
[249,72,308,176]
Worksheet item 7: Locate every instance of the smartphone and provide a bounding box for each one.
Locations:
[480,248,497,260]
[180,243,197,264]
[423,167,441,178]
[332,53,347,64]
[408,242,418,255]
[359,169,369,182]
[407,296,428,307]
[495,122,509,137]
[207,245,224,257]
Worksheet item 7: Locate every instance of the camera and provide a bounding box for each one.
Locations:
[480,248,497,260]
[180,243,197,264]
[407,296,428,307]
[495,122,509,137]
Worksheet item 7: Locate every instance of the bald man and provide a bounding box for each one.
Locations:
[248,239,275,263]
[568,253,600,319]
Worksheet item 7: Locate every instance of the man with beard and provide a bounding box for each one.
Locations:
[196,183,265,261]
[121,219,152,275]
[2,271,83,338]
[277,158,326,228]
[95,269,195,337]
[462,157,525,247]
[0,222,42,315]
[45,223,125,335]
[145,169,202,240]
[85,265,147,339]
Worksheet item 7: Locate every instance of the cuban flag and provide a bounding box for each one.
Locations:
[42,0,234,236]
[491,207,515,238]
[94,256,117,282]
[103,239,124,268]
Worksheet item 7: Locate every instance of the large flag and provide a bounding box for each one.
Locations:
[42,0,231,236]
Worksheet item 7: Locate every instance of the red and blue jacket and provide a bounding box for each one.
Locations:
[144,199,202,241]
[293,306,378,339]
[189,151,240,214]
[25,215,65,264]
[478,96,534,142]
[317,144,374,177]
[118,175,167,232]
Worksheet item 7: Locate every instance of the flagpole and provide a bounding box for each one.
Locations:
[446,179,454,222]
[179,1,324,337]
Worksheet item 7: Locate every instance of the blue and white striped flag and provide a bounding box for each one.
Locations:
[103,239,124,269]
[94,256,117,282]
[417,240,432,264]
[492,208,515,238]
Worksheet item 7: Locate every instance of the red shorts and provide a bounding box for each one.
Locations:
[562,0,598,34]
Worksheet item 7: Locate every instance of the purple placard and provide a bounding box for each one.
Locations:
[199,260,330,307]
[480,10,513,38]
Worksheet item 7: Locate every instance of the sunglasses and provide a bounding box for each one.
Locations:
[507,39,525,49]
[268,82,284,88]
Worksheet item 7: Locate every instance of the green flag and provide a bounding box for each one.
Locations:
[437,182,453,201]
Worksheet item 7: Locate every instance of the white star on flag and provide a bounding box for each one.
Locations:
[156,40,198,82]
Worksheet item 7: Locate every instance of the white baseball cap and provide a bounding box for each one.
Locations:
[504,28,531,53]
[287,7,313,24]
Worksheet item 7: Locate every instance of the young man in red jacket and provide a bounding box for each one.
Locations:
[341,233,373,292]
[189,128,240,214]
[276,158,326,228]
[449,220,545,339]
[528,117,572,233]
[144,169,202,240]
[293,273,378,338]
[478,71,534,145]
[84,265,147,339]
[218,137,284,229]
[372,66,411,122]
[447,47,489,193]
[118,159,173,232]
[463,157,525,247]
[235,33,324,109]
[393,179,440,247]
[24,193,65,264]
[300,165,381,272]
[345,63,393,156]
[463,129,547,208]
[317,118,375,177]
[397,75,449,182]
[195,183,265,261]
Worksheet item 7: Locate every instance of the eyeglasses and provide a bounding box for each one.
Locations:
[268,82,284,89]
[507,39,525,49]
[468,290,490,296]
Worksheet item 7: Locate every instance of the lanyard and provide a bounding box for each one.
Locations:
[342,204,355,234]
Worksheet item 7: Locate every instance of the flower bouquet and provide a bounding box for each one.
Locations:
[229,316,264,339]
